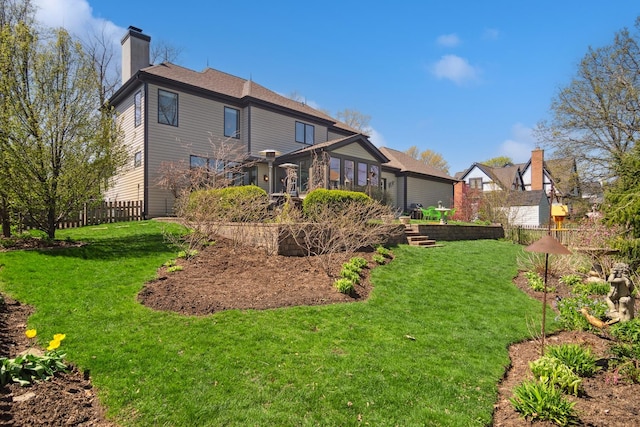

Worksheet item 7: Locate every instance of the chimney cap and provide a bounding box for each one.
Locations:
[128,25,143,33]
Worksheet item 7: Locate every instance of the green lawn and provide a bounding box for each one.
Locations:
[0,221,556,426]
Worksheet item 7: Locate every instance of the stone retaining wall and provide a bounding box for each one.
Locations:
[416,224,504,241]
[162,220,504,255]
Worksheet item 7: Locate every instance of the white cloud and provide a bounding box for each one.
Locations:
[367,128,386,147]
[431,54,479,85]
[498,123,536,162]
[33,0,125,58]
[436,33,461,48]
[483,28,500,41]
[34,0,123,37]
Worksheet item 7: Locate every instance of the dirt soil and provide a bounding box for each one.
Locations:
[1,236,639,426]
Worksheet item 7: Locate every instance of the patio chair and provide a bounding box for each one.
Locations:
[420,206,439,221]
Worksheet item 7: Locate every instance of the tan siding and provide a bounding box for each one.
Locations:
[333,144,377,162]
[104,85,145,204]
[406,176,454,209]
[146,84,247,216]
[249,107,327,156]
[381,171,398,209]
[328,130,351,140]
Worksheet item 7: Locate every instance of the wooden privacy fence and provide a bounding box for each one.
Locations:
[14,201,143,231]
[57,201,142,229]
[503,225,586,246]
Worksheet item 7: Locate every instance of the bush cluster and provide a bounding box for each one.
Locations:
[302,189,371,219]
[608,318,640,384]
[511,343,598,425]
[525,271,554,292]
[333,257,369,294]
[186,185,268,222]
[556,295,608,331]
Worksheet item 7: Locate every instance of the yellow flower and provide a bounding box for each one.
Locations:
[25,329,37,339]
[53,333,66,341]
[47,339,61,351]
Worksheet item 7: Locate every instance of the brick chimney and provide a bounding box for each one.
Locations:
[530,149,544,191]
[121,26,150,85]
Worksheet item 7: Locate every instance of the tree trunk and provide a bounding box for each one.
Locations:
[0,195,11,238]
[46,204,56,239]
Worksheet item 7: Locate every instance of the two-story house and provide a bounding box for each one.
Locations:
[453,149,580,226]
[106,27,389,218]
[105,27,456,218]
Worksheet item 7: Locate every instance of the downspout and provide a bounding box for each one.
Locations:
[403,174,408,213]
[143,81,149,219]
[247,105,251,154]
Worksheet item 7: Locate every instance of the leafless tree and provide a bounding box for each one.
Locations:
[82,23,121,104]
[283,198,402,279]
[150,39,183,64]
[156,135,268,253]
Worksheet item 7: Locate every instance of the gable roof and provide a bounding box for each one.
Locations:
[507,190,549,207]
[110,62,358,133]
[277,134,390,164]
[379,147,457,182]
[455,162,524,190]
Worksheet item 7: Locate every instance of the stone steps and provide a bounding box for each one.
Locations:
[404,225,443,247]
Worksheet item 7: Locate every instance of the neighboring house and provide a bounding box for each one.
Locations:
[378,148,457,214]
[106,27,390,217]
[453,149,580,226]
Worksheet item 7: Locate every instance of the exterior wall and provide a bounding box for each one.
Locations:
[405,176,453,209]
[463,167,497,191]
[381,170,398,209]
[104,84,145,205]
[328,129,352,140]
[145,83,244,216]
[508,206,540,227]
[249,106,328,156]
[396,176,406,212]
[333,144,377,161]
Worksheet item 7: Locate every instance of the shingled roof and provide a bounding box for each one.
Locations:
[379,147,457,181]
[114,62,357,133]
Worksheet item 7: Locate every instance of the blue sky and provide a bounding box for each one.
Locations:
[34,0,640,175]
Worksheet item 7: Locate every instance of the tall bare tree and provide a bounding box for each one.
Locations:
[535,18,640,180]
[336,108,372,135]
[150,39,183,64]
[83,23,121,105]
[404,146,450,174]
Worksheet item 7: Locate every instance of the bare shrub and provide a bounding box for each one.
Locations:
[283,198,402,278]
[156,136,267,254]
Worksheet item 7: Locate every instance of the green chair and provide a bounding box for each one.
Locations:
[420,206,439,221]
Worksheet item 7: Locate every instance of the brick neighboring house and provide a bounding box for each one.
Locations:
[105,27,452,218]
[453,149,580,226]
